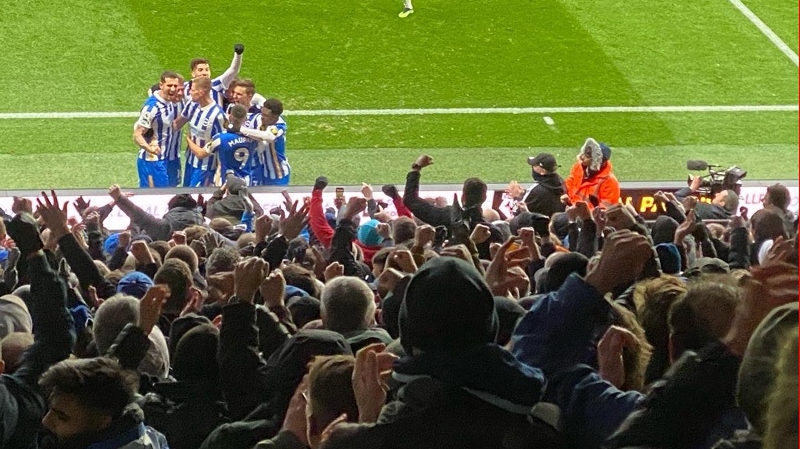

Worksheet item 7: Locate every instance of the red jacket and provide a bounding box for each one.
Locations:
[563,161,620,209]
[309,190,384,265]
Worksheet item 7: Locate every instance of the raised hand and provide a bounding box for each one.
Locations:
[259,270,287,308]
[279,201,309,241]
[592,207,607,235]
[674,209,697,245]
[71,223,88,250]
[255,214,273,242]
[604,204,635,231]
[391,249,418,273]
[180,287,204,317]
[234,257,269,303]
[282,376,310,446]
[414,224,435,248]
[324,262,344,282]
[352,343,398,423]
[361,183,374,200]
[575,201,592,222]
[117,230,132,252]
[440,244,472,264]
[584,230,654,295]
[485,237,514,296]
[413,154,434,169]
[73,196,92,216]
[762,236,794,267]
[723,263,798,356]
[376,268,403,298]
[597,325,639,390]
[470,223,492,245]
[281,189,294,214]
[341,197,367,221]
[376,223,391,240]
[139,285,168,335]
[108,184,122,202]
[36,190,70,242]
[505,181,524,199]
[131,240,155,265]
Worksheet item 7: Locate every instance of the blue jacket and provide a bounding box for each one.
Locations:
[544,365,643,449]
[511,273,612,376]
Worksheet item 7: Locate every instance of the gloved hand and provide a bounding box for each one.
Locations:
[4,214,43,256]
[234,43,245,55]
[314,176,329,191]
[530,213,550,238]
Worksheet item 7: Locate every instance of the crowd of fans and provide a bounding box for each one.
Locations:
[0,144,796,449]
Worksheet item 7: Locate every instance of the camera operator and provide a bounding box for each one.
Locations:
[675,175,739,220]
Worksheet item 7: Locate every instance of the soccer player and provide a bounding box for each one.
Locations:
[184,43,245,107]
[165,73,186,187]
[185,104,259,185]
[239,99,291,186]
[399,0,414,17]
[133,71,179,188]
[229,79,267,180]
[173,77,227,187]
[227,78,265,114]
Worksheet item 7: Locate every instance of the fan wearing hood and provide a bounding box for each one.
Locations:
[562,138,620,209]
[324,257,551,449]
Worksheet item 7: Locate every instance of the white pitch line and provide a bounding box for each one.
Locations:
[728,0,799,66]
[0,104,796,120]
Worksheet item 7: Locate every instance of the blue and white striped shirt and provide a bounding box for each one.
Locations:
[135,93,175,162]
[182,102,227,170]
[164,101,183,162]
[247,114,290,181]
[183,78,229,108]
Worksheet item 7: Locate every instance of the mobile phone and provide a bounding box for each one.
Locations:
[335,187,344,199]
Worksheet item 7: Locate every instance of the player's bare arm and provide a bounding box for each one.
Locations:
[185,134,210,159]
[133,126,160,156]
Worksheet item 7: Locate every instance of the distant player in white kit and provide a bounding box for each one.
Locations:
[399,0,414,17]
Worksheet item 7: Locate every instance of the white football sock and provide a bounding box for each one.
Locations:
[404,0,413,9]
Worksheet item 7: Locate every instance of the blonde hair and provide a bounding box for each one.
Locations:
[763,329,798,449]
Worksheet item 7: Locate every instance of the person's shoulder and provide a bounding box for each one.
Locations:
[211,103,226,115]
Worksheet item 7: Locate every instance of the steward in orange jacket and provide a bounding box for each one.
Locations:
[562,138,620,209]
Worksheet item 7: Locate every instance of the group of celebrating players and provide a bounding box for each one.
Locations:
[133,44,290,189]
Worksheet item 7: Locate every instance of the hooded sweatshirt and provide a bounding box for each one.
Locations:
[524,172,566,217]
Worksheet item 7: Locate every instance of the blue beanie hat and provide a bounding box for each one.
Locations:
[599,143,612,161]
[357,219,384,247]
[285,285,309,300]
[116,271,154,299]
[104,233,121,255]
[655,243,682,275]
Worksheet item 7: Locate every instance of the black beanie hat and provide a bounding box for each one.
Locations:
[400,257,498,353]
[651,216,680,246]
[173,324,219,384]
[543,252,589,293]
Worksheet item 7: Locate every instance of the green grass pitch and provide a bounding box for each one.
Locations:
[0,0,796,189]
